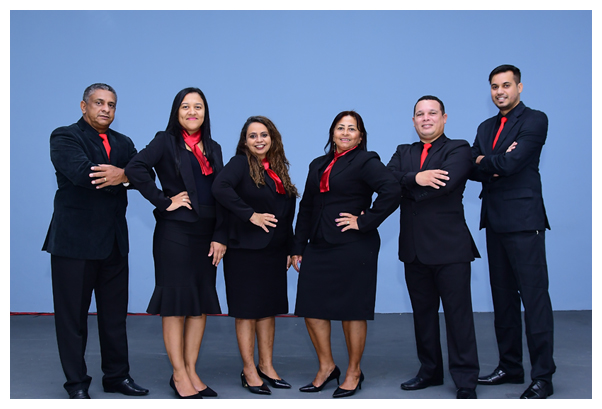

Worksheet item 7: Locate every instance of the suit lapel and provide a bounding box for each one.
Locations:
[491,102,526,153]
[330,148,357,179]
[412,142,422,171]
[177,139,199,207]
[80,118,110,163]
[422,136,446,170]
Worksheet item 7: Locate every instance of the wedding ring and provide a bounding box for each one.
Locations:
[104,177,107,182]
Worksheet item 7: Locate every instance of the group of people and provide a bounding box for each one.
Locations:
[42,64,555,400]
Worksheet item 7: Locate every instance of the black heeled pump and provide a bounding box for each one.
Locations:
[332,372,364,398]
[169,375,203,399]
[299,365,341,392]
[241,371,272,395]
[256,365,292,388]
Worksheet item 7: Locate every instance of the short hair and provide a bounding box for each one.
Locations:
[413,95,445,115]
[489,64,521,84]
[83,83,117,104]
[324,110,368,154]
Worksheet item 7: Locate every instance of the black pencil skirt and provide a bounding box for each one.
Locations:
[294,230,381,321]
[223,242,289,319]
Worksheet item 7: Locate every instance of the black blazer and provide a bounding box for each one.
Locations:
[470,102,550,233]
[292,149,400,256]
[42,117,137,259]
[387,134,479,265]
[211,154,296,251]
[124,131,227,244]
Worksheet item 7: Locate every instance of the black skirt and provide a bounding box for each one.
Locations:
[147,217,222,316]
[294,230,380,321]
[223,242,288,319]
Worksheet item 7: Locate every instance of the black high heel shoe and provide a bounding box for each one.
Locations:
[198,385,218,397]
[169,375,203,399]
[256,365,292,388]
[332,372,364,398]
[299,365,341,392]
[241,371,271,395]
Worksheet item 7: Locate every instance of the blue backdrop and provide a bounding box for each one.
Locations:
[9,10,592,313]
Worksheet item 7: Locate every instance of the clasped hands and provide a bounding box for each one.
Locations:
[90,164,128,189]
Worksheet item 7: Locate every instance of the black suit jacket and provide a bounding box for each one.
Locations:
[42,117,137,259]
[212,154,296,251]
[292,149,400,256]
[387,134,479,265]
[124,131,227,244]
[470,102,550,233]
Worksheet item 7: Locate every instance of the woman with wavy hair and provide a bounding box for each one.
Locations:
[125,87,226,399]
[212,115,297,395]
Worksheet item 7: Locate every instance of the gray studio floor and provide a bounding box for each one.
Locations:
[10,311,591,400]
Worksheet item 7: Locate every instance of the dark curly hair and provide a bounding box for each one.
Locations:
[236,116,298,198]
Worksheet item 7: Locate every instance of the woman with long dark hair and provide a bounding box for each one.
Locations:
[212,116,297,395]
[291,111,400,398]
[125,87,226,399]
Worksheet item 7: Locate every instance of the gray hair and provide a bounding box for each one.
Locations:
[82,83,117,104]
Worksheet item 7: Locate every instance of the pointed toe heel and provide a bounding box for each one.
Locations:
[299,365,341,392]
[332,372,364,398]
[241,371,272,395]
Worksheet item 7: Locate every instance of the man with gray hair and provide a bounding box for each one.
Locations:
[43,83,149,399]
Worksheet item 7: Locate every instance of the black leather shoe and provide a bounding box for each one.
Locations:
[104,377,149,396]
[456,388,477,399]
[69,389,90,399]
[241,371,271,395]
[400,376,443,390]
[257,365,291,388]
[478,367,524,385]
[520,380,553,399]
[169,375,202,399]
[199,385,218,397]
[332,372,364,398]
[299,365,341,392]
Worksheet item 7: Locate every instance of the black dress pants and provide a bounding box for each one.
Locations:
[404,260,479,389]
[51,242,130,394]
[485,228,555,381]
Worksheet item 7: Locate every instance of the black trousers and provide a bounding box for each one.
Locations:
[404,260,479,389]
[485,229,555,381]
[51,241,130,394]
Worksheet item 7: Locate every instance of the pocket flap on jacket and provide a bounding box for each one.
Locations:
[502,188,533,200]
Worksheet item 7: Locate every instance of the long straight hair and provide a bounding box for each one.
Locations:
[165,87,216,174]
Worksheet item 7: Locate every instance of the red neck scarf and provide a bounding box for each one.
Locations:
[319,145,357,193]
[181,129,213,175]
[262,158,285,195]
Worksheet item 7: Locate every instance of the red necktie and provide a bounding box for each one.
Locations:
[181,129,213,175]
[99,133,111,160]
[419,143,432,169]
[319,146,357,193]
[492,116,508,149]
[262,158,285,195]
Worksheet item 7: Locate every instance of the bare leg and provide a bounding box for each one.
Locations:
[235,318,262,387]
[162,316,198,397]
[256,316,281,379]
[182,315,208,391]
[305,318,337,386]
[340,320,367,390]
